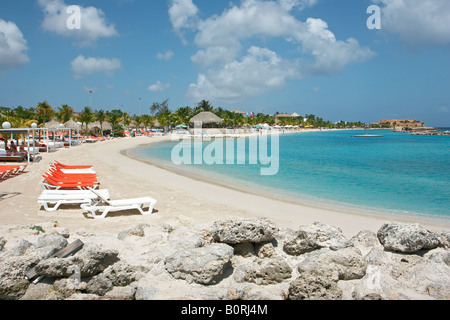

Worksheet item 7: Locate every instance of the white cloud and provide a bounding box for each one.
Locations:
[168,0,199,44]
[0,19,29,69]
[38,0,118,46]
[189,46,297,102]
[376,0,450,47]
[438,106,449,113]
[71,55,121,79]
[148,81,170,92]
[174,0,374,103]
[156,50,174,61]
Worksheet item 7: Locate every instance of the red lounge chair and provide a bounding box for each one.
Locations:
[0,165,27,179]
[53,161,93,169]
[41,175,100,190]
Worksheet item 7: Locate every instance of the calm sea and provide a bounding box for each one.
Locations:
[130,130,450,219]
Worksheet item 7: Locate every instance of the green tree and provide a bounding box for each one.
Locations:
[197,100,214,112]
[150,99,170,116]
[57,104,74,123]
[175,106,193,126]
[95,109,108,136]
[107,109,123,137]
[78,107,95,135]
[35,101,55,124]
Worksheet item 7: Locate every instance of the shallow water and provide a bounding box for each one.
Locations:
[131,130,450,220]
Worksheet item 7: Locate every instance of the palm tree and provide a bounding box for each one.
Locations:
[78,107,94,135]
[35,101,55,124]
[175,106,193,126]
[57,104,74,123]
[197,100,214,112]
[134,115,143,131]
[95,109,107,136]
[120,112,132,130]
[140,115,154,131]
[107,109,123,137]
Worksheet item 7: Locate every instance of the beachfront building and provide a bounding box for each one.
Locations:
[274,113,302,126]
[377,119,425,129]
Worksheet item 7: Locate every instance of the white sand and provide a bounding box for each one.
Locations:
[1,135,448,238]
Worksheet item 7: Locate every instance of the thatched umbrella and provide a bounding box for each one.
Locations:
[88,121,112,136]
[64,119,82,131]
[45,120,63,129]
[190,112,223,126]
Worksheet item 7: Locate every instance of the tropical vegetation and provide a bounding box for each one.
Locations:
[1,99,371,137]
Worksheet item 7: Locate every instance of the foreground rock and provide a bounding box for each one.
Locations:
[164,243,234,285]
[0,219,449,300]
[377,223,441,253]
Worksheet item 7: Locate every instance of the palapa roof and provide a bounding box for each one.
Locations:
[88,121,113,131]
[45,120,64,129]
[291,113,301,117]
[64,119,82,130]
[189,111,223,124]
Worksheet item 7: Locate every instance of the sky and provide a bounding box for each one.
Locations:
[0,0,449,127]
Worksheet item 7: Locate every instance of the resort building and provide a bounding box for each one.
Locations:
[378,119,425,128]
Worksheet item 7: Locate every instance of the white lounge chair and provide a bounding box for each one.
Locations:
[38,189,111,212]
[81,188,157,219]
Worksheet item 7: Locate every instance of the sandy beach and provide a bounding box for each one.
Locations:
[1,135,449,239]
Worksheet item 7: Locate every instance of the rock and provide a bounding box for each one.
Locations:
[255,242,276,259]
[35,243,119,278]
[377,223,440,253]
[104,285,137,300]
[3,239,35,257]
[284,222,348,256]
[437,231,450,249]
[86,274,113,296]
[117,224,149,240]
[288,270,343,300]
[212,218,278,244]
[103,262,141,287]
[0,256,38,300]
[350,230,381,250]
[0,236,6,251]
[164,243,234,285]
[52,278,81,299]
[234,243,255,257]
[298,247,367,281]
[35,234,68,259]
[234,257,292,285]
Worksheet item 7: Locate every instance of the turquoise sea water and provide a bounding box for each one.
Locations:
[130,130,450,219]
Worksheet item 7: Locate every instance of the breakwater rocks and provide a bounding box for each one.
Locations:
[0,218,449,300]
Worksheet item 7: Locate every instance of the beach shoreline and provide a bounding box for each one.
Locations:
[0,135,448,240]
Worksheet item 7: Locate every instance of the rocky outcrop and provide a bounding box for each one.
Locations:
[0,219,449,300]
[212,218,278,244]
[283,221,349,255]
[377,223,440,253]
[164,243,234,285]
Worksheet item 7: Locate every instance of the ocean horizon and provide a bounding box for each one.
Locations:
[130,129,450,221]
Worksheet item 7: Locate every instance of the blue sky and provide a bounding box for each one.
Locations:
[0,0,449,126]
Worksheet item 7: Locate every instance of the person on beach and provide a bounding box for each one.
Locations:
[9,141,18,153]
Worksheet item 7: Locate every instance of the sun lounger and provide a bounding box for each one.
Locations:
[0,165,27,179]
[40,175,100,190]
[53,161,93,169]
[81,187,157,219]
[38,189,111,212]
